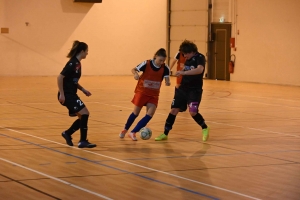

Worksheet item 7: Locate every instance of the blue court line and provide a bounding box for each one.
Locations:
[0,133,219,200]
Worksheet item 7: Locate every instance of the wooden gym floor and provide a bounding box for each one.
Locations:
[0,76,299,200]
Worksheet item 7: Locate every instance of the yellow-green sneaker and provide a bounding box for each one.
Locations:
[155,133,168,141]
[202,127,210,142]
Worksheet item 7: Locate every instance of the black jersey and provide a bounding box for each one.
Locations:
[60,57,81,94]
[180,52,206,89]
[136,59,170,80]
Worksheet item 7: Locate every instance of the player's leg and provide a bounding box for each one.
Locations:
[71,98,96,148]
[120,93,144,139]
[119,105,142,138]
[128,95,158,141]
[155,88,186,141]
[188,89,209,142]
[62,116,80,146]
[59,93,80,146]
[129,103,157,141]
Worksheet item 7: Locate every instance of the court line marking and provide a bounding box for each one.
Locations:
[0,126,261,200]
[0,157,113,200]
[0,132,219,200]
[95,102,300,138]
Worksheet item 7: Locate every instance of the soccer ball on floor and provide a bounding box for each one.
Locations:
[139,127,152,140]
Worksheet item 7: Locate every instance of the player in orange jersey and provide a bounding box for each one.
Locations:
[119,48,171,141]
[169,50,186,88]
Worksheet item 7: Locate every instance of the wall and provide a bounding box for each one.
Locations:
[0,0,167,76]
[0,0,4,26]
[212,0,230,22]
[231,0,300,86]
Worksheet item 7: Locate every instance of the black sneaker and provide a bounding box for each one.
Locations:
[78,140,96,148]
[62,132,73,146]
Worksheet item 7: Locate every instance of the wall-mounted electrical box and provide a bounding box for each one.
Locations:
[1,28,9,34]
[230,38,235,48]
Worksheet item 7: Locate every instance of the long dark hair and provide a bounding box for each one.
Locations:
[153,48,167,59]
[67,40,88,58]
[179,40,198,54]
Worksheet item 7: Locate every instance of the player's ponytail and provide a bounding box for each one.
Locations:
[153,48,167,59]
[67,40,88,58]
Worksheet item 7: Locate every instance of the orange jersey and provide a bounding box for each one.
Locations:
[177,52,186,71]
[134,60,165,97]
[175,52,186,84]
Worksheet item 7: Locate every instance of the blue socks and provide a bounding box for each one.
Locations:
[125,112,138,130]
[131,115,152,133]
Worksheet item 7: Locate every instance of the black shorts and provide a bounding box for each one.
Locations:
[171,88,203,112]
[58,93,86,117]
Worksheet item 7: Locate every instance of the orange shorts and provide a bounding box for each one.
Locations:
[131,93,158,107]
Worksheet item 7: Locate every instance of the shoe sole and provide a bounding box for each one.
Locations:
[155,137,168,141]
[78,144,97,148]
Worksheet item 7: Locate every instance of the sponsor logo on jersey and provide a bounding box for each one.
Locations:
[143,80,161,89]
[73,78,79,84]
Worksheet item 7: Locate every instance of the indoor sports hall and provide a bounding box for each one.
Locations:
[0,0,299,200]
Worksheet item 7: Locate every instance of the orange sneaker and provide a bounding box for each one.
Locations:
[128,132,138,141]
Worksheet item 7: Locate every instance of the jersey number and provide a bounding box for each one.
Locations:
[77,100,84,106]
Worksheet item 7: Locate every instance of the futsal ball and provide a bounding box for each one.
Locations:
[139,127,152,140]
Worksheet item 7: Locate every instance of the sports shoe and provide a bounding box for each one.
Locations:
[202,127,210,142]
[155,133,168,141]
[62,132,73,146]
[119,129,128,138]
[128,132,137,141]
[78,140,97,148]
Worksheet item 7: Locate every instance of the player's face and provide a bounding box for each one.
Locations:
[81,48,89,59]
[183,52,195,60]
[154,56,166,67]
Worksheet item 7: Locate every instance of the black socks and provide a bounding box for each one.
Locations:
[192,113,207,129]
[164,113,176,135]
[65,119,80,135]
[80,114,89,141]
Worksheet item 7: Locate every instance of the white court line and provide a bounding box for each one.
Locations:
[0,157,113,200]
[0,126,261,200]
[96,102,300,138]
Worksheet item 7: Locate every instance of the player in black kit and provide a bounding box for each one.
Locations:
[57,41,96,148]
[155,40,210,142]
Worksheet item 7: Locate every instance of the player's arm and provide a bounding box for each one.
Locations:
[57,74,65,103]
[132,60,147,80]
[77,83,92,97]
[170,52,180,70]
[131,67,140,80]
[164,77,171,86]
[178,65,204,76]
[164,65,171,86]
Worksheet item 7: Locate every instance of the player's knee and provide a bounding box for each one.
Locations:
[189,112,197,117]
[189,102,199,114]
[79,107,89,115]
[170,108,179,115]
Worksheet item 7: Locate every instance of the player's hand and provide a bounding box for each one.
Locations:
[58,93,65,104]
[175,70,185,76]
[82,88,92,96]
[134,73,139,80]
[165,81,171,86]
